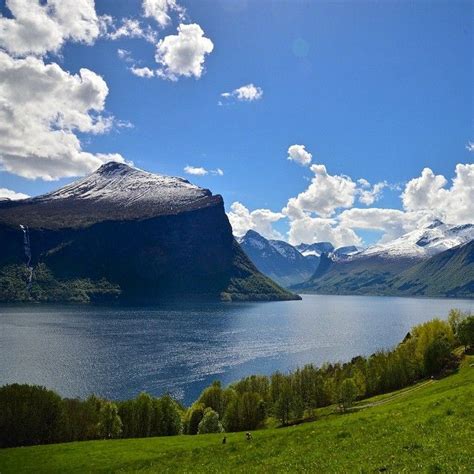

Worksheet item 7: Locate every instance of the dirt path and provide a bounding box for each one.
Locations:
[349,379,435,411]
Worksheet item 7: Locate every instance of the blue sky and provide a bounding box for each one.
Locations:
[0,0,472,246]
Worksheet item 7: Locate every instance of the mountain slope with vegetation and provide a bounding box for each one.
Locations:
[295,241,474,297]
[0,163,298,303]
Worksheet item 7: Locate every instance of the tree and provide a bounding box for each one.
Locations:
[457,316,474,350]
[198,381,225,417]
[274,380,292,426]
[136,392,154,437]
[197,408,224,434]
[240,392,266,430]
[424,336,452,376]
[185,403,205,435]
[97,401,122,439]
[0,384,63,448]
[153,395,182,436]
[339,378,358,411]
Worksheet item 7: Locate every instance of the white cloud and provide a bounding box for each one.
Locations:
[287,215,362,247]
[284,164,357,218]
[143,0,185,28]
[227,202,284,240]
[130,66,155,78]
[117,48,133,62]
[155,23,214,81]
[402,164,474,224]
[358,180,387,205]
[287,144,312,166]
[108,18,156,43]
[220,83,263,104]
[184,165,207,176]
[0,187,29,200]
[184,165,224,176]
[0,52,124,180]
[0,0,103,57]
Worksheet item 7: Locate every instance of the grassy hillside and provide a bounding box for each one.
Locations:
[393,240,474,297]
[1,356,472,473]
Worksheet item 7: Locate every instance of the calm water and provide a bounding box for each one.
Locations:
[0,295,472,405]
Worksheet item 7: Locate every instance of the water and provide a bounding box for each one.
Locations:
[0,295,472,405]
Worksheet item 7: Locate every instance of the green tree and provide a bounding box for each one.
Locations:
[97,401,122,439]
[275,380,293,426]
[339,378,358,410]
[153,395,182,436]
[0,384,63,448]
[184,403,205,435]
[197,408,224,434]
[198,381,225,417]
[457,316,474,350]
[135,392,153,437]
[424,336,452,375]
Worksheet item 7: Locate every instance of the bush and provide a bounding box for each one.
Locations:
[197,408,224,434]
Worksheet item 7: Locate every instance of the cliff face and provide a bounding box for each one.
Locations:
[0,163,299,303]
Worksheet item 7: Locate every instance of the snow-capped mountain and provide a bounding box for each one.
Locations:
[0,162,222,230]
[0,162,298,303]
[332,245,364,261]
[238,230,318,287]
[353,220,474,260]
[37,162,210,208]
[296,242,334,257]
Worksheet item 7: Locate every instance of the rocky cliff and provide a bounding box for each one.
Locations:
[0,163,299,303]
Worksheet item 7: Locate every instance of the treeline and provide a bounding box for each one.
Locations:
[1,311,472,448]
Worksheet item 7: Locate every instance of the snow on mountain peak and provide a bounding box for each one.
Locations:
[33,161,211,208]
[354,222,474,260]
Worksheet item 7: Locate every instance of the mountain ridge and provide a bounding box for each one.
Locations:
[0,163,299,303]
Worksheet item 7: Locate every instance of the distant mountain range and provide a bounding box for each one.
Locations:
[238,230,318,287]
[0,162,299,303]
[238,222,474,298]
[238,231,364,287]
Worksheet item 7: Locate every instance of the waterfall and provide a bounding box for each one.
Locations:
[19,225,33,290]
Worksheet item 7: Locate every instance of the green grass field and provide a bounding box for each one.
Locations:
[1,357,473,473]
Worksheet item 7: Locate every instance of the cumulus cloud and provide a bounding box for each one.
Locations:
[220,83,263,104]
[227,202,285,240]
[0,52,124,180]
[130,66,155,78]
[155,23,214,81]
[0,187,29,200]
[143,0,185,28]
[284,164,357,218]
[287,215,362,247]
[287,144,312,166]
[184,165,224,176]
[0,0,103,57]
[402,164,474,224]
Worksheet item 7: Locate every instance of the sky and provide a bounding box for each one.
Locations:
[0,0,472,247]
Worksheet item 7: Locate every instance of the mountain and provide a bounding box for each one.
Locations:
[0,162,299,303]
[294,220,474,297]
[296,242,334,257]
[332,245,363,261]
[238,230,318,287]
[392,240,474,297]
[353,220,474,260]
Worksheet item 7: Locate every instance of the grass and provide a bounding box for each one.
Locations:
[1,357,473,473]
